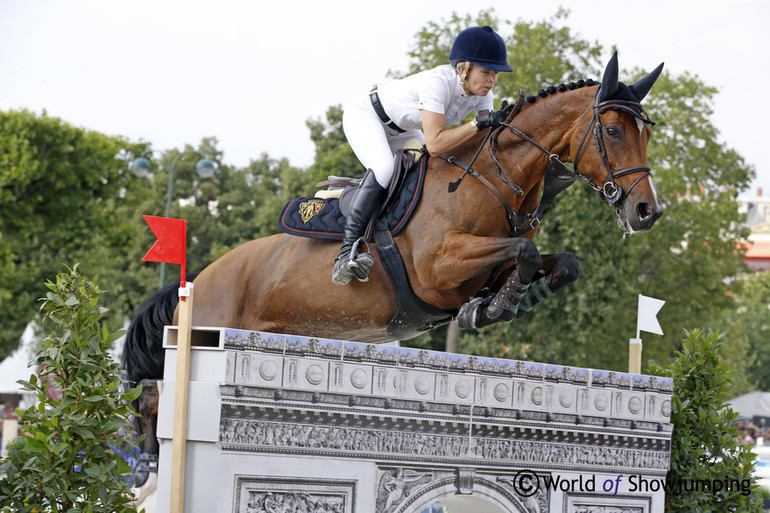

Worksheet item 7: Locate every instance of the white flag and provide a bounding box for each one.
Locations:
[637,294,665,337]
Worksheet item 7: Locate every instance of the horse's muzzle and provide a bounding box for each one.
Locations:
[619,196,664,233]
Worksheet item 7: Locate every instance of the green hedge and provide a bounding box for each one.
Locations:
[651,329,763,512]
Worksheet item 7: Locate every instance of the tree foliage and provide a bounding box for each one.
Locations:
[0,265,142,513]
[0,114,309,358]
[0,110,148,358]
[713,270,770,395]
[403,8,604,100]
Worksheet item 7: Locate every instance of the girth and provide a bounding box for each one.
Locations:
[373,217,453,339]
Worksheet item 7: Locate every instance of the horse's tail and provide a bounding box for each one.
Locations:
[121,273,199,387]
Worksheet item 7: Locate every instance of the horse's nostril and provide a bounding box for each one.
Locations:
[638,203,652,220]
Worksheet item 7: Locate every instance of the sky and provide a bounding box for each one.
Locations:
[1,0,768,195]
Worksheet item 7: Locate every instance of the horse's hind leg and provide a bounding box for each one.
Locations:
[132,379,159,499]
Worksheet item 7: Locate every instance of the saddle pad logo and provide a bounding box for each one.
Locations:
[298,199,326,223]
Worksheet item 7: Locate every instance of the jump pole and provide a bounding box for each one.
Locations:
[142,215,192,512]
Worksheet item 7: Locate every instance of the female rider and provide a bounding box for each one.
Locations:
[333,25,513,285]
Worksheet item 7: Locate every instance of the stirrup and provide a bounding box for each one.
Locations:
[349,238,374,282]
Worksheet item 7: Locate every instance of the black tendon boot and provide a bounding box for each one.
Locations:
[332,169,388,285]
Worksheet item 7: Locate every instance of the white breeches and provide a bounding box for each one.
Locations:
[342,93,425,188]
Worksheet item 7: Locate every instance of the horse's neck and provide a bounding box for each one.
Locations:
[496,87,595,192]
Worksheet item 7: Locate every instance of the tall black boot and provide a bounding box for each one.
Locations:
[332,169,388,285]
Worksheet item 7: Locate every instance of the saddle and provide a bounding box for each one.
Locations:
[279,142,426,242]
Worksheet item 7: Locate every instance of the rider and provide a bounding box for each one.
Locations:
[332,26,513,286]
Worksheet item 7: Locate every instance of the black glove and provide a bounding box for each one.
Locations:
[475,104,507,131]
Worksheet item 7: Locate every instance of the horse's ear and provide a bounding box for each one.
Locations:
[599,51,620,102]
[630,62,665,102]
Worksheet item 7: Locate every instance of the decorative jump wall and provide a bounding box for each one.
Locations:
[155,327,673,513]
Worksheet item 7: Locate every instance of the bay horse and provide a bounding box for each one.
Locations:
[181,52,663,337]
[122,52,664,491]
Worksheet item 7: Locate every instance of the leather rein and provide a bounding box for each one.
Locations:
[441,86,652,236]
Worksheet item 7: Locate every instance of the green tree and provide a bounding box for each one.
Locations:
[0,109,148,358]
[305,104,361,182]
[0,265,142,513]
[650,330,763,511]
[0,106,317,361]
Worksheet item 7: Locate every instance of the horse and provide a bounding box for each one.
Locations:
[182,52,663,336]
[121,52,664,489]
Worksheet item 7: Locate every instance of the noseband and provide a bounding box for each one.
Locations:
[570,91,652,206]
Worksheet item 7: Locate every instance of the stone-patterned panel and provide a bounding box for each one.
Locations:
[232,475,356,513]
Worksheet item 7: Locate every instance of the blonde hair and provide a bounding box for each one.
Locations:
[454,61,474,95]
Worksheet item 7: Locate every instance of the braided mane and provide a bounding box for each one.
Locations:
[524,78,599,104]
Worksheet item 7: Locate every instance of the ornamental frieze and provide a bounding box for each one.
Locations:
[219,418,670,471]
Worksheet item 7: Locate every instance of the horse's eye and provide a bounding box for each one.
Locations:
[606,127,619,137]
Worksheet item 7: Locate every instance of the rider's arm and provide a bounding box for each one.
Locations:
[422,110,479,157]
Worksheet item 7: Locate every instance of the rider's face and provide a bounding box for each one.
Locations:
[465,65,498,96]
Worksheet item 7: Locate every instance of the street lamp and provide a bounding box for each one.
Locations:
[131,150,217,289]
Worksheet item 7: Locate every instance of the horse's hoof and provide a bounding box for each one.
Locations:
[133,452,158,488]
[131,471,158,507]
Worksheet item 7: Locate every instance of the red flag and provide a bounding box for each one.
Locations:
[143,215,187,271]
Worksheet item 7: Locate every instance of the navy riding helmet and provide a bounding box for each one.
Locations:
[449,26,513,72]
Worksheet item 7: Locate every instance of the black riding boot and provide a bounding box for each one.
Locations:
[332,169,388,285]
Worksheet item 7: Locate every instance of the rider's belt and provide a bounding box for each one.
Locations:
[370,87,405,133]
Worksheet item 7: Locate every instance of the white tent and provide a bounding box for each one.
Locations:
[0,323,38,408]
[728,391,770,420]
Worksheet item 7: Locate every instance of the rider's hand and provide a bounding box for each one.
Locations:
[474,104,507,131]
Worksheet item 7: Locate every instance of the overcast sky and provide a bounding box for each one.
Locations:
[2,0,768,195]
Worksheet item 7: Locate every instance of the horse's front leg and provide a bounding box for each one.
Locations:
[511,252,580,318]
[456,252,579,329]
[413,231,543,290]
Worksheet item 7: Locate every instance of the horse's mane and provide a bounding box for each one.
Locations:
[524,78,599,105]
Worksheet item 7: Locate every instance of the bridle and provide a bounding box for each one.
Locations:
[442,85,654,236]
[570,90,653,206]
[494,86,652,208]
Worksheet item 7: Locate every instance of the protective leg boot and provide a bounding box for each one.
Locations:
[332,169,388,285]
